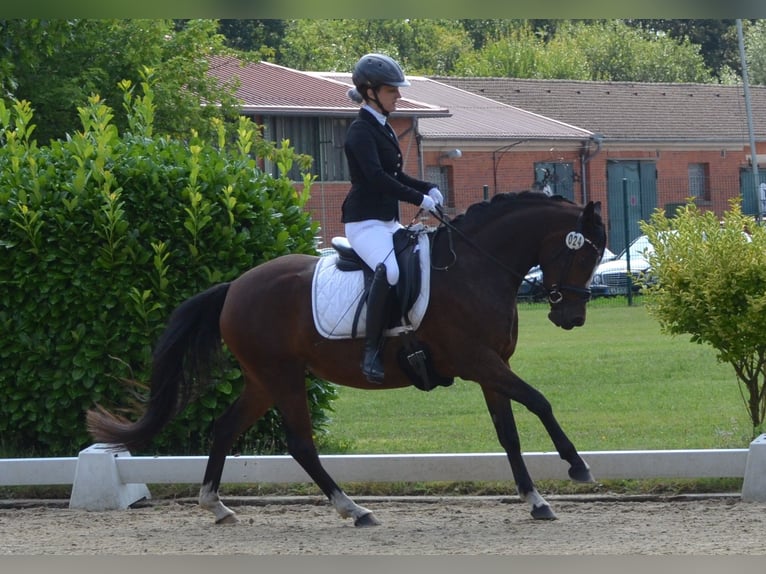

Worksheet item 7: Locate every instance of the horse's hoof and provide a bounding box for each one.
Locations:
[354,512,381,527]
[215,513,239,525]
[530,504,558,520]
[569,464,596,483]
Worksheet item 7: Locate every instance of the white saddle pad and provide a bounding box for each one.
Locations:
[311,233,431,340]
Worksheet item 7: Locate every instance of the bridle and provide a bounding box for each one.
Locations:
[544,224,603,304]
[427,206,603,305]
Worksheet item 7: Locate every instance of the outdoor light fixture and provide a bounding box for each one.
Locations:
[439,148,462,160]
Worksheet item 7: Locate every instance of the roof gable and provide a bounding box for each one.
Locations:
[207,56,447,117]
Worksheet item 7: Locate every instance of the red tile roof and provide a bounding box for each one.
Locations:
[207,56,448,117]
[436,77,766,143]
[206,56,592,143]
[319,72,593,142]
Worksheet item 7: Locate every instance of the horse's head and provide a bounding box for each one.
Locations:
[537,200,606,330]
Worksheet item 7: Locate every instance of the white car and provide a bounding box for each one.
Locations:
[518,247,616,301]
[590,235,653,297]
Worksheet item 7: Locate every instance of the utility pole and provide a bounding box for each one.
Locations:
[737,19,761,216]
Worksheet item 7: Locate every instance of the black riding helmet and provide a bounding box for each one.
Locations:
[348,53,410,115]
[352,53,411,90]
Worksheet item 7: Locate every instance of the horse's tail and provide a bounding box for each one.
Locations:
[86,282,232,451]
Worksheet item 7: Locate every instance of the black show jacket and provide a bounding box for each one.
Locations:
[342,108,436,223]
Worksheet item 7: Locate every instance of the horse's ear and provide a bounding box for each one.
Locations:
[582,201,601,225]
[585,201,602,217]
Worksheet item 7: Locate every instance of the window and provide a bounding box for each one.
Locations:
[426,165,452,208]
[262,116,351,182]
[688,163,710,201]
[533,162,574,200]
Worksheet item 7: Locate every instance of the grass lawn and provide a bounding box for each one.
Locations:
[321,299,752,455]
[4,299,751,500]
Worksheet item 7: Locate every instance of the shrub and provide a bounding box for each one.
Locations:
[0,83,335,456]
[641,200,766,436]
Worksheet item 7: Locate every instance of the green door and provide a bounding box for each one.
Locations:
[607,160,657,253]
[739,168,766,216]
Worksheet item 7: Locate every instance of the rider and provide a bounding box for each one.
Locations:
[342,53,443,383]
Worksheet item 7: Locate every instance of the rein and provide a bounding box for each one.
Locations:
[426,205,601,304]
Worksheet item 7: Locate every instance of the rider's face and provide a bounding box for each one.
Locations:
[368,85,401,114]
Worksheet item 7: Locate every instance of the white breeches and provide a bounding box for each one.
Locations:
[345,219,403,285]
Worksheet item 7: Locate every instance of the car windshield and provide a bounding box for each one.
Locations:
[616,235,653,261]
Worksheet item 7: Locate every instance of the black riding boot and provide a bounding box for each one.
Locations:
[362,263,391,383]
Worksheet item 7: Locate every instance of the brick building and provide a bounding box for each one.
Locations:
[208,57,594,246]
[437,77,766,250]
[209,56,766,253]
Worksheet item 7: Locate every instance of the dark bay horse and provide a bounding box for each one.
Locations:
[87,191,607,524]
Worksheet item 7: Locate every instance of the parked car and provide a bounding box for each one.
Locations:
[518,247,616,301]
[517,266,546,301]
[590,235,654,297]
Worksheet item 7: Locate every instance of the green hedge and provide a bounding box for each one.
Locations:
[0,86,335,456]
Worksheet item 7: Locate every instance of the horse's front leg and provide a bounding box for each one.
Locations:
[506,376,596,484]
[481,387,557,520]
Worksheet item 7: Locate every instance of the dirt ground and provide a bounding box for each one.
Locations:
[1,494,765,555]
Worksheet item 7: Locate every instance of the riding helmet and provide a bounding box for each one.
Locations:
[351,53,411,91]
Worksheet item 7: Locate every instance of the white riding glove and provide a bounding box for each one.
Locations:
[419,194,437,213]
[428,187,444,206]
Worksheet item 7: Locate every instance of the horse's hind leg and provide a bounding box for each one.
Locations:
[199,374,274,524]
[274,368,380,527]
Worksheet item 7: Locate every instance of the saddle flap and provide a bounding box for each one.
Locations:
[328,229,422,314]
[311,229,431,340]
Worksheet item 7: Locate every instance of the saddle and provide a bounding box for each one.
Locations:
[331,227,422,328]
[311,226,453,392]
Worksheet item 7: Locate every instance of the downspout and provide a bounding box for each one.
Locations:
[416,118,424,180]
[581,133,604,204]
[396,119,421,179]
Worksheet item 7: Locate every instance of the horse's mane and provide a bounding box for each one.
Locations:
[447,191,574,233]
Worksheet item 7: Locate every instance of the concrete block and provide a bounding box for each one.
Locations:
[68,444,151,511]
[741,433,766,502]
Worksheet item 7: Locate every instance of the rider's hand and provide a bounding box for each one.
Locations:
[428,187,444,206]
[419,194,437,213]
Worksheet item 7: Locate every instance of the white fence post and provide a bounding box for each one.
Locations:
[68,444,151,511]
[741,433,766,502]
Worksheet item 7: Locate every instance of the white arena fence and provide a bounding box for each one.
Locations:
[1,434,765,511]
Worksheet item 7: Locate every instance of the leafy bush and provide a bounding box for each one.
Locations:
[641,200,766,435]
[0,82,336,457]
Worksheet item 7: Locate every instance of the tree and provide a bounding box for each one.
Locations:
[217,18,286,57]
[278,19,473,75]
[744,19,766,85]
[641,202,766,435]
[452,25,554,78]
[0,19,242,144]
[453,20,714,82]
[627,19,740,80]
